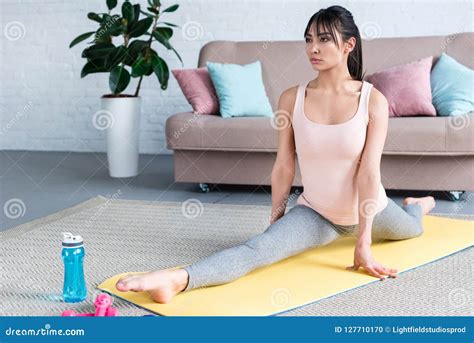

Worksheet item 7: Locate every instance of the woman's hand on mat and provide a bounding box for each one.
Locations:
[346,243,398,280]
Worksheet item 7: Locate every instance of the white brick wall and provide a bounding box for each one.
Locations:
[1,0,472,154]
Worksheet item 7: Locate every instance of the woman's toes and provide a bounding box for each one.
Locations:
[115,280,128,291]
[116,276,144,292]
[114,270,181,304]
[115,275,133,291]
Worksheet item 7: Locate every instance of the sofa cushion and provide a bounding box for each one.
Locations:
[206,61,273,118]
[166,112,474,155]
[430,53,474,116]
[366,56,437,117]
[171,67,220,115]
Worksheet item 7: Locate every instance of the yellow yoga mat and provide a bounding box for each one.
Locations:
[98,215,473,316]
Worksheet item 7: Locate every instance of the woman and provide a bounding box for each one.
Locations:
[115,5,436,304]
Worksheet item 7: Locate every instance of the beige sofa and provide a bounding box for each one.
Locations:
[166,32,474,200]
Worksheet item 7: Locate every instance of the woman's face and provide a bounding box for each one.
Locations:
[305,23,355,71]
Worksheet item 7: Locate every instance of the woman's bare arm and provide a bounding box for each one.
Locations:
[270,87,298,224]
[356,87,389,245]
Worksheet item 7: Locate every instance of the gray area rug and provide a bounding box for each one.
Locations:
[0,196,472,316]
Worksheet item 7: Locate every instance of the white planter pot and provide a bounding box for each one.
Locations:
[99,96,141,178]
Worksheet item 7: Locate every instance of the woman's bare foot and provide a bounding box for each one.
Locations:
[403,196,436,215]
[115,269,189,304]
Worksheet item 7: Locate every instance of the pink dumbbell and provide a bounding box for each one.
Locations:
[62,293,118,317]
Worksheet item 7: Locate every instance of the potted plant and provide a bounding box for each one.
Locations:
[70,0,183,177]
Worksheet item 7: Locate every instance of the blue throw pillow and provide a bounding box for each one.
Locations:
[430,53,474,116]
[206,61,273,118]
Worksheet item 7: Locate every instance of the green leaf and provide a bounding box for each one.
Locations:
[128,39,149,50]
[131,54,148,77]
[87,12,103,23]
[106,0,117,10]
[153,0,161,6]
[80,60,108,78]
[140,10,154,18]
[129,17,153,38]
[69,31,95,48]
[108,24,125,37]
[122,1,135,25]
[150,54,169,90]
[147,6,159,14]
[106,46,128,70]
[101,13,111,22]
[109,65,131,94]
[160,22,178,27]
[96,15,124,39]
[163,4,179,12]
[82,43,115,59]
[124,40,149,65]
[130,4,140,27]
[144,49,158,75]
[152,31,170,49]
[95,34,113,44]
[162,4,178,12]
[156,27,173,39]
[152,28,182,65]
[144,66,154,76]
[152,27,173,49]
[147,0,154,6]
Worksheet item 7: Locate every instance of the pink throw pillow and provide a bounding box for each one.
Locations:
[366,56,436,117]
[171,67,220,115]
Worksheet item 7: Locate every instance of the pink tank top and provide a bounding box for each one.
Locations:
[293,80,388,225]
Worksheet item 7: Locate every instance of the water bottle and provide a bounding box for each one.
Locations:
[62,232,87,302]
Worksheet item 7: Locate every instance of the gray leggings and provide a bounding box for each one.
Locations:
[181,197,423,292]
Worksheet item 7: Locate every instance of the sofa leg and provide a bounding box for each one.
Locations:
[198,183,210,193]
[447,191,465,202]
